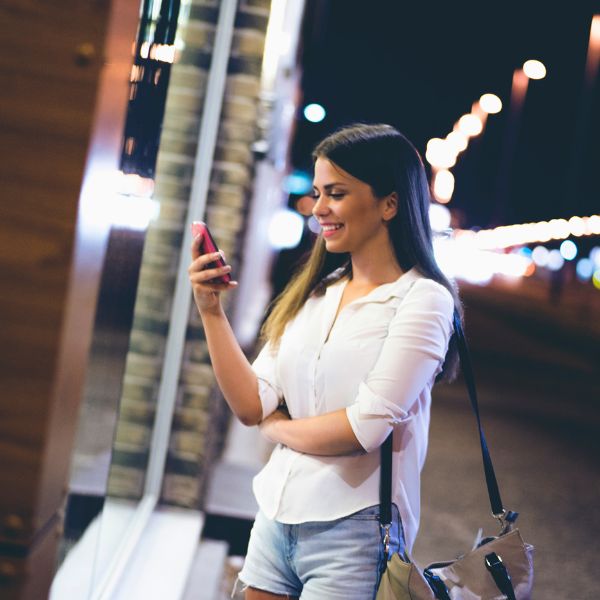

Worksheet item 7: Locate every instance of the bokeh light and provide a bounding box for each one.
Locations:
[547,249,564,271]
[303,103,326,123]
[446,130,468,153]
[426,138,457,169]
[559,239,577,260]
[576,258,594,281]
[531,246,549,267]
[523,59,547,79]
[268,209,304,249]
[458,114,483,137]
[429,203,452,231]
[479,93,502,114]
[433,170,455,203]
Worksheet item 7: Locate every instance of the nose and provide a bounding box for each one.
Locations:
[311,193,330,218]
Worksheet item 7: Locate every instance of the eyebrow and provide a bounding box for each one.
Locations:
[312,182,347,190]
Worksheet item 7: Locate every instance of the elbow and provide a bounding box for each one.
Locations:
[236,402,263,427]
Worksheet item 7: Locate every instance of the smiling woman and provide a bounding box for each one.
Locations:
[190,122,465,599]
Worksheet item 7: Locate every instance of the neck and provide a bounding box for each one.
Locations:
[348,238,404,287]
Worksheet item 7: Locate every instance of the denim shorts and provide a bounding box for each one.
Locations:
[232,503,405,599]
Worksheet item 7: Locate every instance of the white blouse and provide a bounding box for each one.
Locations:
[250,265,455,552]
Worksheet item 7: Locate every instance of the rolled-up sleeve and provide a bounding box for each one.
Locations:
[251,339,284,420]
[346,279,455,453]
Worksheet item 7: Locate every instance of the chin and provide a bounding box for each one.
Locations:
[323,240,350,253]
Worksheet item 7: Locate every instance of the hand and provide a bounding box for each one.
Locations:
[188,235,238,315]
[259,408,291,444]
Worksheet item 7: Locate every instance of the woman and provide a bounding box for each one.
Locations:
[188,123,463,599]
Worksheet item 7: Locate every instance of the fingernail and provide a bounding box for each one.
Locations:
[229,281,238,285]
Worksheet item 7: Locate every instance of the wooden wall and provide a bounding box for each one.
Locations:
[0,1,139,597]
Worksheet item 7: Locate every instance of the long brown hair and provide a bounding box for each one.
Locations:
[259,123,463,383]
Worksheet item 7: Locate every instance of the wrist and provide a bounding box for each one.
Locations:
[199,304,226,320]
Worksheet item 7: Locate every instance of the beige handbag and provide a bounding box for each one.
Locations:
[376,311,534,600]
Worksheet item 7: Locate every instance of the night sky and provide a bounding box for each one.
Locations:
[289,1,599,230]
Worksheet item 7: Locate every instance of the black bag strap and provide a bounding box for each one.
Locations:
[379,309,505,527]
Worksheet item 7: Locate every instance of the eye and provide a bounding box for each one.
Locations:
[329,192,345,199]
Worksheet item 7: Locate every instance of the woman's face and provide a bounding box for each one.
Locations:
[311,157,395,255]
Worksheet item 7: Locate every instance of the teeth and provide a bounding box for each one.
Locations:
[323,224,343,231]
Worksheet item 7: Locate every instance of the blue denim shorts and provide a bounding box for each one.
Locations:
[232,503,405,599]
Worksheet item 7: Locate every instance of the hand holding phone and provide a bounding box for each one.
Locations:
[191,221,232,284]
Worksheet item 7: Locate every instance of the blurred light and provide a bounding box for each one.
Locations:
[547,249,564,271]
[307,215,321,234]
[446,130,468,153]
[590,246,600,268]
[523,59,546,79]
[588,215,600,234]
[517,246,533,257]
[549,218,570,239]
[463,214,599,250]
[495,253,525,279]
[110,195,159,230]
[268,209,304,249]
[426,138,457,169]
[479,93,502,114]
[295,195,315,216]
[139,42,176,63]
[592,15,600,45]
[433,237,535,285]
[532,245,549,266]
[433,170,455,203]
[568,215,586,236]
[576,258,594,280]
[303,103,326,123]
[559,239,578,260]
[260,0,288,91]
[283,170,312,194]
[458,114,483,137]
[593,270,600,290]
[117,173,155,197]
[429,203,452,231]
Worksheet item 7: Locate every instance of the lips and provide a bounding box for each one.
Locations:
[322,223,344,237]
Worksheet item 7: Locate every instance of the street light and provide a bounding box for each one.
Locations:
[480,93,502,114]
[523,59,547,79]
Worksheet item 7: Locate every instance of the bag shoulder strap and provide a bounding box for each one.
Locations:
[379,309,505,526]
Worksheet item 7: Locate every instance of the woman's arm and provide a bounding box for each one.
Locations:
[259,408,364,456]
[188,238,263,426]
[200,309,263,426]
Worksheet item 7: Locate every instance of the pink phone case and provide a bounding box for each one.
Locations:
[191,221,231,283]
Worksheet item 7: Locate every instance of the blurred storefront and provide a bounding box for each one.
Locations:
[0,0,305,598]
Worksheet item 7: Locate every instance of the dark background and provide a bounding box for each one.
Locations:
[289,1,600,229]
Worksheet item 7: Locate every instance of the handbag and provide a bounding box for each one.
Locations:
[376,310,534,600]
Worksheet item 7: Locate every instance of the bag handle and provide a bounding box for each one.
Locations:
[379,309,505,528]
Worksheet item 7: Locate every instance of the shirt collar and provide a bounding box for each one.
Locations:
[326,265,423,305]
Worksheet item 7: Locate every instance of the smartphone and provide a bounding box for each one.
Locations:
[191,220,232,284]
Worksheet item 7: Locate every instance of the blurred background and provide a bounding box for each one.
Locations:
[0,0,598,599]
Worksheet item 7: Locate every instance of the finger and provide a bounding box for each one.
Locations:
[190,278,237,292]
[189,251,225,273]
[190,233,204,260]
[195,264,232,281]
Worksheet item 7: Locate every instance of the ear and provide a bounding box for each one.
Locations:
[382,191,398,222]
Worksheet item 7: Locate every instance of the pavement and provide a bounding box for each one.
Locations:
[413,275,599,599]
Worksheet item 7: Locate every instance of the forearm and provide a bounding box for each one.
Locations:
[264,408,364,456]
[199,308,262,426]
